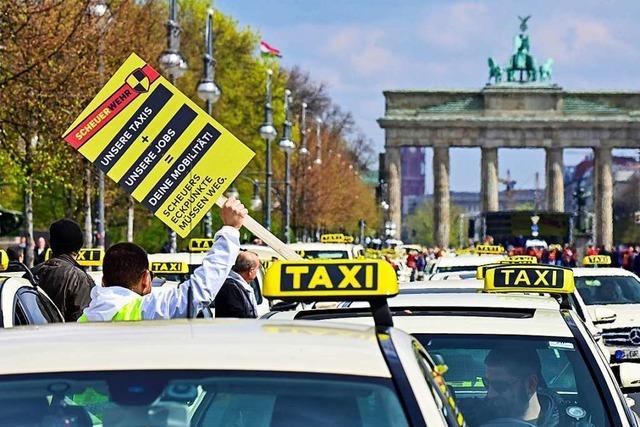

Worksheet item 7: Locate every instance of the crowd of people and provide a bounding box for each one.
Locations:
[3,198,262,322]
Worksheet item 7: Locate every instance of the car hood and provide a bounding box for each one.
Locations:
[589,304,640,328]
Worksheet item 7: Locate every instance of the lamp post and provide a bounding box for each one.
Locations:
[314,117,322,165]
[158,0,187,253]
[197,7,221,239]
[89,0,111,251]
[279,89,295,243]
[258,69,277,230]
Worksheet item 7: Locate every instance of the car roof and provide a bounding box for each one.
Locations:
[402,279,482,290]
[433,255,505,267]
[281,292,572,338]
[147,252,206,264]
[572,268,638,278]
[0,320,391,377]
[287,243,356,251]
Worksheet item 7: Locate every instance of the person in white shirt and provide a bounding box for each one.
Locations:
[78,198,247,322]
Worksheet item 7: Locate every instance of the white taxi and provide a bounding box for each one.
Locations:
[429,245,506,275]
[0,259,465,427]
[269,264,640,426]
[0,250,63,327]
[574,255,640,364]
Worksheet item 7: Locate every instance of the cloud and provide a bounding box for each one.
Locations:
[419,2,492,49]
[324,26,398,77]
[537,16,637,64]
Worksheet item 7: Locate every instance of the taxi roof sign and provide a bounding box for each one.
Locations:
[263,260,398,302]
[76,248,104,267]
[476,263,503,280]
[500,255,537,265]
[0,250,8,272]
[484,265,575,294]
[149,261,189,274]
[189,238,214,252]
[320,234,354,244]
[582,255,612,267]
[475,245,505,255]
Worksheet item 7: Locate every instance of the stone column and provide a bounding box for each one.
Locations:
[594,146,613,247]
[481,147,499,212]
[386,147,402,239]
[433,146,450,248]
[545,147,564,212]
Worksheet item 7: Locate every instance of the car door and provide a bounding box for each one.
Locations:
[13,287,63,326]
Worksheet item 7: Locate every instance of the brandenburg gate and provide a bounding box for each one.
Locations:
[379,18,640,247]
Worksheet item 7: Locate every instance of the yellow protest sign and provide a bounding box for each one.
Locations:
[63,53,254,238]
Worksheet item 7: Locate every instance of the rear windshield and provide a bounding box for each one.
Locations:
[0,371,409,427]
[576,275,640,305]
[413,334,611,427]
[434,265,480,273]
[300,250,349,259]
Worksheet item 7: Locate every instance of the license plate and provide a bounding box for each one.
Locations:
[614,349,640,361]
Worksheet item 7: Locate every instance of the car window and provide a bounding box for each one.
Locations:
[16,289,58,324]
[436,265,482,273]
[0,371,410,427]
[414,334,611,427]
[299,250,349,259]
[412,342,465,427]
[576,275,640,305]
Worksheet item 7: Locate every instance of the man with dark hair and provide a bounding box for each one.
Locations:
[464,348,565,426]
[78,198,246,321]
[5,245,24,272]
[214,250,260,318]
[31,219,94,321]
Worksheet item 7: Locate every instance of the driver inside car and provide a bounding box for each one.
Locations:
[462,349,588,427]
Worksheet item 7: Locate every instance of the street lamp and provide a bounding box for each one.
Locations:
[314,117,322,165]
[158,0,187,253]
[250,180,263,212]
[89,0,112,251]
[258,69,277,230]
[298,102,309,156]
[225,186,240,200]
[197,7,221,238]
[279,89,295,243]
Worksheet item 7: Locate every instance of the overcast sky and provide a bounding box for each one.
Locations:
[215,0,640,192]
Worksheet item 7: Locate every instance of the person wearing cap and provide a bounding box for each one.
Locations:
[78,198,246,322]
[31,219,95,322]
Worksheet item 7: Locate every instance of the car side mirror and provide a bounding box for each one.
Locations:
[619,363,640,393]
[590,307,617,325]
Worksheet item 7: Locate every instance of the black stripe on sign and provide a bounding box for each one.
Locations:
[141,123,222,213]
[119,104,198,194]
[96,84,173,173]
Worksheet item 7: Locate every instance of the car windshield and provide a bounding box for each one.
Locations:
[0,371,409,427]
[301,250,349,259]
[413,335,611,427]
[576,275,640,305]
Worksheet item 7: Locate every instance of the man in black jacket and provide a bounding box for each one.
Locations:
[31,219,94,321]
[214,250,260,318]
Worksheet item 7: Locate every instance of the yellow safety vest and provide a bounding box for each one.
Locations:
[78,296,143,322]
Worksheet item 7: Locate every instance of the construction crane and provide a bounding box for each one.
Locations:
[499,169,516,210]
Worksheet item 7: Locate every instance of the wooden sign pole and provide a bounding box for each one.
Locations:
[215,196,302,260]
